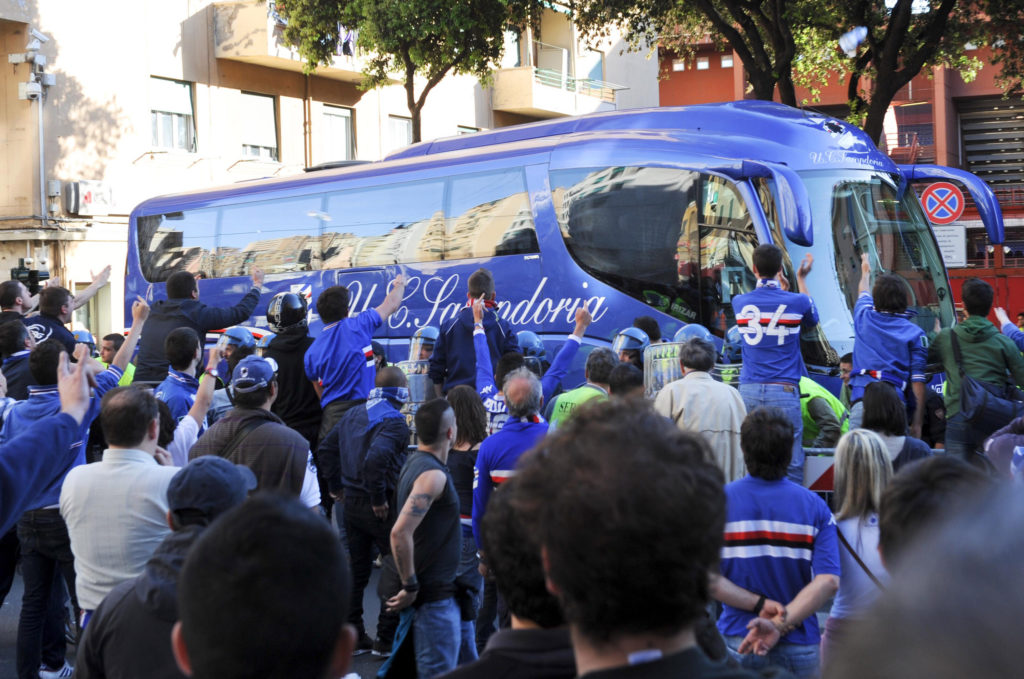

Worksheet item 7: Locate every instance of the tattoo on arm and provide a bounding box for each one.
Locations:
[406,492,434,517]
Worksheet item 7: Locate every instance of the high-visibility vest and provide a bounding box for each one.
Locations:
[799,376,849,444]
[548,384,607,429]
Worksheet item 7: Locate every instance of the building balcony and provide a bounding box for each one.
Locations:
[492,66,625,119]
[213,1,364,82]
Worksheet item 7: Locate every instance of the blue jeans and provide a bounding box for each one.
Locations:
[740,383,804,483]
[16,509,78,679]
[848,400,863,431]
[413,597,461,678]
[724,635,820,679]
[945,411,986,461]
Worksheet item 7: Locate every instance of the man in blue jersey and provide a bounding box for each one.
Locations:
[428,268,519,396]
[25,286,79,354]
[732,244,817,483]
[154,327,203,425]
[713,408,839,679]
[0,320,35,399]
[473,297,591,435]
[848,254,928,435]
[306,275,406,441]
[472,368,547,551]
[471,368,549,656]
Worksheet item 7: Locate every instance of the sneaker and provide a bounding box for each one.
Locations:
[39,661,73,679]
[372,638,393,658]
[353,632,374,656]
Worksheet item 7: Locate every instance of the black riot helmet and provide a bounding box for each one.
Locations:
[267,292,308,333]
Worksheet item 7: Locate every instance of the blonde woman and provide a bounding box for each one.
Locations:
[821,429,893,668]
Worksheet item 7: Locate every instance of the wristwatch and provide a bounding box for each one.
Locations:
[207,368,220,379]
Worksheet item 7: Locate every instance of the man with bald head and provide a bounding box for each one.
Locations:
[317,365,411,655]
[471,367,546,551]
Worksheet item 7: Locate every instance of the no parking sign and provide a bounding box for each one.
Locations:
[920,182,965,225]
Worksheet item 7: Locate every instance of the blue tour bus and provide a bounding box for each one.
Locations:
[126,100,1006,388]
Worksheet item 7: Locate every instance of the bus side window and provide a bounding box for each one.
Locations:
[215,195,325,277]
[324,179,445,268]
[137,212,218,282]
[445,168,539,260]
[550,166,701,324]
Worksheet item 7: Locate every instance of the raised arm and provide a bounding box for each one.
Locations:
[71,266,112,311]
[994,307,1024,352]
[858,253,871,296]
[186,346,221,428]
[473,296,497,398]
[194,266,263,331]
[374,274,406,321]
[796,253,814,297]
[542,303,592,401]
[112,296,149,372]
[387,468,447,612]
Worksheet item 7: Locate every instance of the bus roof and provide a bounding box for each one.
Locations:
[389,100,887,169]
[131,101,893,217]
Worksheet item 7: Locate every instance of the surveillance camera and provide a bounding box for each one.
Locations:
[29,28,49,44]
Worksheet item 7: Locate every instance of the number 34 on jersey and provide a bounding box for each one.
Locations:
[736,304,803,346]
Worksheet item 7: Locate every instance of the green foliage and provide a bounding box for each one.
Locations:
[572,0,1024,142]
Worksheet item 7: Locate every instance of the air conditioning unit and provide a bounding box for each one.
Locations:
[65,180,113,216]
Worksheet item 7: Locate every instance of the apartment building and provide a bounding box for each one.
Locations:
[0,0,658,333]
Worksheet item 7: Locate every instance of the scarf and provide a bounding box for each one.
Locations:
[365,386,409,432]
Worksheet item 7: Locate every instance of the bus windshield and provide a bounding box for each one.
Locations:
[786,169,955,358]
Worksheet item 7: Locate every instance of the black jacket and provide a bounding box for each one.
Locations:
[440,628,575,679]
[74,526,203,679]
[317,401,409,504]
[265,328,321,445]
[133,287,260,382]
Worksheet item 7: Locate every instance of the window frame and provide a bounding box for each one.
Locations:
[239,91,279,162]
[149,77,196,152]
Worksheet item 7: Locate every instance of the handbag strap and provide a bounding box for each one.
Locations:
[837,526,885,591]
[218,417,266,460]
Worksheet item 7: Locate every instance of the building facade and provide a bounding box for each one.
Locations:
[0,0,658,334]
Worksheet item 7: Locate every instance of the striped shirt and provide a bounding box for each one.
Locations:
[733,280,818,386]
[717,475,839,646]
[471,416,548,548]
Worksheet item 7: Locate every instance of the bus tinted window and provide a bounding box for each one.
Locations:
[323,179,445,268]
[445,168,538,259]
[551,166,705,325]
[138,212,218,281]
[215,195,324,276]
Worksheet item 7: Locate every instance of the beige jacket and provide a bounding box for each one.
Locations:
[654,371,747,483]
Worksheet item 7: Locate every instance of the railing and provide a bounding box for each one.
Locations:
[533,68,625,103]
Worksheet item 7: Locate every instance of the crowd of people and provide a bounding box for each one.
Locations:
[0,248,1022,679]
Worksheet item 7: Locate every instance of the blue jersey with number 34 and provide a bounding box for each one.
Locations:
[732,282,819,386]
